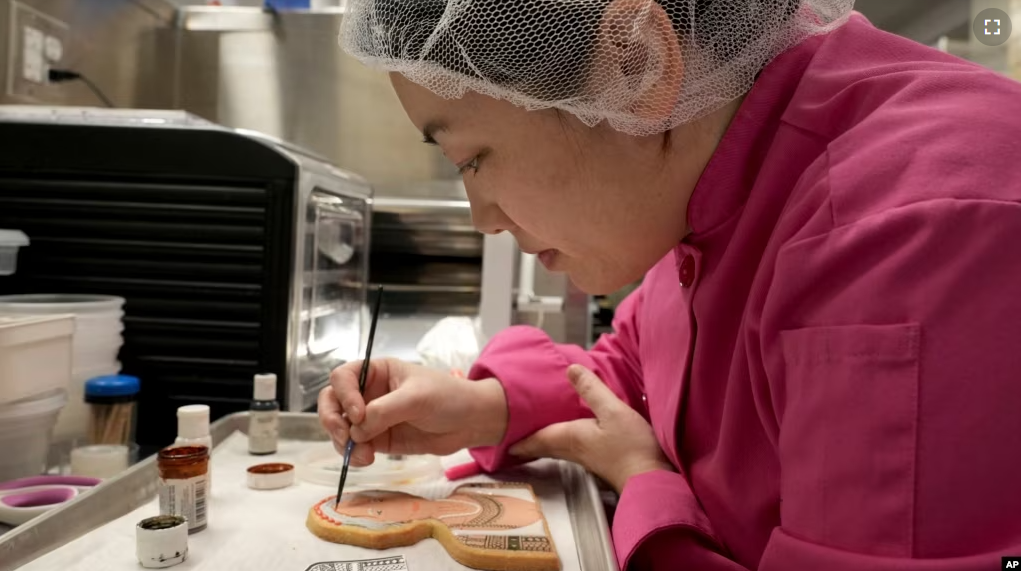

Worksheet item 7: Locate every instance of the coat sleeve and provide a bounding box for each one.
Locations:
[606,200,1021,570]
[467,285,648,472]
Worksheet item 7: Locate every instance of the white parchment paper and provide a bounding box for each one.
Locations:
[19,433,582,571]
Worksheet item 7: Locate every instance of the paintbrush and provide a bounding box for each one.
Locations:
[336,284,384,508]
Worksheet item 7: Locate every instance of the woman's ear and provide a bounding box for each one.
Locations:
[590,0,685,126]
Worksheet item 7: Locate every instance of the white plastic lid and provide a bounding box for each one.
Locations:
[176,404,210,440]
[0,294,123,314]
[0,230,28,247]
[295,444,443,488]
[253,374,277,401]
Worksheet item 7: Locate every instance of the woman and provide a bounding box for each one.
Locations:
[319,0,1021,568]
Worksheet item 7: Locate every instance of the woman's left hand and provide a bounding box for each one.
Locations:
[508,364,675,494]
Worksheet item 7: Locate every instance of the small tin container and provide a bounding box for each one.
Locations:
[136,514,188,568]
[157,445,209,533]
[246,462,295,490]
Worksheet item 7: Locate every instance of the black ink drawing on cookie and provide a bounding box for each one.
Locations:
[305,556,409,571]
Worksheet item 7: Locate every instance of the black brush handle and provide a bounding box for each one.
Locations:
[335,285,385,507]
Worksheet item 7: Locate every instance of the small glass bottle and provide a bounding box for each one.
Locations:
[175,404,213,490]
[248,373,279,455]
[174,404,212,451]
[157,445,209,533]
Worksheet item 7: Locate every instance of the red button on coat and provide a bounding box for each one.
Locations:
[678,255,696,288]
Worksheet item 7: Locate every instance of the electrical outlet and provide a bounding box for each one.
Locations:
[6,1,70,101]
[22,26,44,83]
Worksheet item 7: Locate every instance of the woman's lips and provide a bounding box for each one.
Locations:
[537,249,558,269]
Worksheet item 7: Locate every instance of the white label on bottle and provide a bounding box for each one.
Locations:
[159,474,208,530]
[249,410,279,453]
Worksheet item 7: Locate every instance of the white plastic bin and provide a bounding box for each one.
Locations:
[0,389,67,481]
[0,295,125,441]
[0,315,74,405]
[0,230,29,276]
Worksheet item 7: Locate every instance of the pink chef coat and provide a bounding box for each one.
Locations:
[466,12,1021,571]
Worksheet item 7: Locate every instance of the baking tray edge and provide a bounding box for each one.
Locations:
[0,412,618,571]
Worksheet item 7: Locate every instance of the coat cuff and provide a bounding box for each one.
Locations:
[467,326,592,472]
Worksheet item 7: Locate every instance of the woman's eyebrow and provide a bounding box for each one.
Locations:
[421,120,448,145]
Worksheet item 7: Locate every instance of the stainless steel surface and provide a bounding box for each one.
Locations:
[371,197,484,317]
[479,232,516,341]
[372,197,480,258]
[168,6,460,193]
[288,155,372,411]
[0,0,176,107]
[0,412,618,571]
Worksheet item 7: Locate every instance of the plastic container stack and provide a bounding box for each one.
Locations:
[0,314,74,480]
[0,390,68,481]
[0,230,28,276]
[0,294,125,442]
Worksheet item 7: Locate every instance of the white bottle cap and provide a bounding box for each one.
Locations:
[137,515,188,568]
[176,404,210,440]
[253,374,277,401]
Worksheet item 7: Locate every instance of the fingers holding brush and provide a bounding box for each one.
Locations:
[328,358,401,424]
[319,386,376,466]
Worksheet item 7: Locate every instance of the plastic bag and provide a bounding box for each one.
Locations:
[415,316,487,375]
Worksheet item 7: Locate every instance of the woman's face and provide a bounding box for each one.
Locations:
[390,74,722,295]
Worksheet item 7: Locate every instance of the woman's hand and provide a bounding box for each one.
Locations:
[508,365,674,494]
[318,358,508,466]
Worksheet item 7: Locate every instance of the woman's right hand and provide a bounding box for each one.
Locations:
[318,358,508,467]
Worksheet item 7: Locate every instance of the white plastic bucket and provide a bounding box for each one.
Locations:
[0,389,67,481]
[74,335,124,368]
[0,295,126,442]
[0,315,74,405]
[0,230,29,276]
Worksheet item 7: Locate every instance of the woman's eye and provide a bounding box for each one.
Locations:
[457,156,480,175]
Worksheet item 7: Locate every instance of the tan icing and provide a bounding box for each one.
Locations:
[328,490,542,531]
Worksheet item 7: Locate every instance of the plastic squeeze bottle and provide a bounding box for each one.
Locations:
[175,404,213,489]
[248,374,280,455]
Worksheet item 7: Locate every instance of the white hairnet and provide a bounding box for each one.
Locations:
[340,0,854,136]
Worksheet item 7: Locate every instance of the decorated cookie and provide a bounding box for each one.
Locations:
[306,483,561,571]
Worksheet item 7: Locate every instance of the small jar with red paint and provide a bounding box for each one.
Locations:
[157,445,209,533]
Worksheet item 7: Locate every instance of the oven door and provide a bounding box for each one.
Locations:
[289,172,371,411]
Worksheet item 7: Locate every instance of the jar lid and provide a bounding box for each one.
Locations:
[246,462,295,490]
[136,515,188,568]
[85,375,140,398]
[158,445,209,462]
[0,229,28,247]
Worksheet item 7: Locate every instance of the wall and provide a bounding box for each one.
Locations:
[0,0,176,108]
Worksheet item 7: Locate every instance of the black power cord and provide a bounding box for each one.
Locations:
[47,69,115,108]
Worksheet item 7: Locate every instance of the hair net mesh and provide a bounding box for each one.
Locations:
[340,0,855,136]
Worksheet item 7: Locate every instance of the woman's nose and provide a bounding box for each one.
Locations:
[469,200,514,235]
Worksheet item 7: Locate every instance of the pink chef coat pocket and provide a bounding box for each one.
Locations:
[778,323,920,557]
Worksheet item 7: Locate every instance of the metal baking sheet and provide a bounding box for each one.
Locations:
[0,412,617,571]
